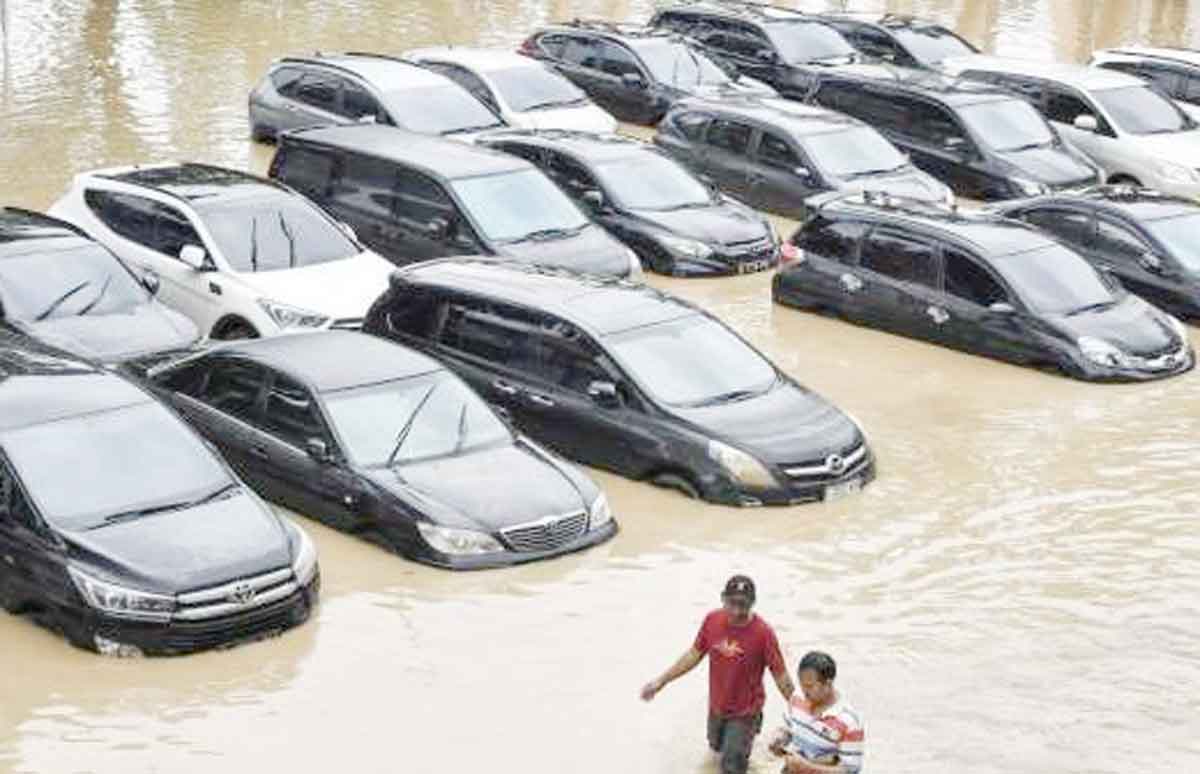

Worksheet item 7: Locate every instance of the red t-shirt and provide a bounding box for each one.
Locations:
[694,610,785,718]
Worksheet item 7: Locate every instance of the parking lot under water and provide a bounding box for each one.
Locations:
[1,1,1199,772]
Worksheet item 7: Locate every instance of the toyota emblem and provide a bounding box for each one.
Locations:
[227,582,257,606]
[825,454,846,474]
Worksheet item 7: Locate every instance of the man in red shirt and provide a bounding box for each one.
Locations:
[641,575,795,774]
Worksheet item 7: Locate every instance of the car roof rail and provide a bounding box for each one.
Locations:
[680,0,809,17]
[562,18,667,37]
[341,50,416,66]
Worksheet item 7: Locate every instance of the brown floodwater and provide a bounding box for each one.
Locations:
[2,1,1200,772]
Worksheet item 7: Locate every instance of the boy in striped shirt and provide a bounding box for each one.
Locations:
[768,651,865,773]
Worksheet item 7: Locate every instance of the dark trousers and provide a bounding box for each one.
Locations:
[707,711,763,774]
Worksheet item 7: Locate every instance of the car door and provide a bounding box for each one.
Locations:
[938,246,1044,363]
[597,41,656,124]
[750,128,824,215]
[279,70,345,130]
[0,459,71,617]
[322,152,406,259]
[1041,85,1120,171]
[853,226,942,342]
[390,169,463,262]
[1089,217,1185,310]
[699,117,755,199]
[786,217,871,313]
[339,81,391,125]
[556,36,619,113]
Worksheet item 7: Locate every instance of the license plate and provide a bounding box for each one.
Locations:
[738,258,772,274]
[824,477,862,502]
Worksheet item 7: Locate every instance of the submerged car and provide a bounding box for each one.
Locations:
[995,186,1200,319]
[819,12,979,70]
[48,163,395,339]
[1090,47,1200,118]
[365,259,874,506]
[477,129,779,276]
[653,96,952,218]
[148,331,616,569]
[0,207,199,367]
[774,192,1193,381]
[0,337,319,655]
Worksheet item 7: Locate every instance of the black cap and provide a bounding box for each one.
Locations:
[722,575,756,604]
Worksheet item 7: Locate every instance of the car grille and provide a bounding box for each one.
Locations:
[780,442,869,485]
[719,236,777,272]
[1128,343,1188,372]
[500,510,588,553]
[159,589,309,652]
[330,317,364,330]
[174,567,297,622]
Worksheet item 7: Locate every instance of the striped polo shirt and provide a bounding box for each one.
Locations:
[782,693,865,773]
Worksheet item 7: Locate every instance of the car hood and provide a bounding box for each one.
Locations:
[15,301,199,362]
[62,493,291,594]
[630,203,770,246]
[364,442,587,533]
[233,251,395,319]
[494,224,630,276]
[1045,295,1181,356]
[837,167,950,202]
[996,145,1099,185]
[678,78,776,100]
[670,381,862,464]
[517,104,618,133]
[1123,128,1200,165]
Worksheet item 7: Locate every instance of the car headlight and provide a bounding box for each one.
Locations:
[707,440,777,489]
[1156,160,1200,185]
[1164,313,1189,344]
[588,492,613,530]
[624,247,644,280]
[658,234,714,260]
[417,522,504,555]
[1078,335,1129,368]
[258,298,331,330]
[1012,177,1049,197]
[290,523,319,586]
[67,566,175,622]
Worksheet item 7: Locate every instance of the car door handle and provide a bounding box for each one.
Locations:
[249,445,270,460]
[839,273,863,293]
[492,379,520,396]
[527,393,555,408]
[926,305,950,325]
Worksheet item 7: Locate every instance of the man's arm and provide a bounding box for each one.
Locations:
[781,755,847,774]
[640,647,704,701]
[771,664,795,702]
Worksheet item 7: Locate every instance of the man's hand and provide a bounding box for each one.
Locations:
[640,679,663,702]
[768,728,790,756]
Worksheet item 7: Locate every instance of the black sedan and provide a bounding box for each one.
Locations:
[478,130,779,276]
[0,338,318,655]
[147,331,616,569]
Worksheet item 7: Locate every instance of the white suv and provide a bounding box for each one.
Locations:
[1090,47,1200,119]
[942,56,1200,198]
[49,163,396,339]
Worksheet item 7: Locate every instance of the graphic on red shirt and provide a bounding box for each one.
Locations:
[694,609,785,718]
[713,639,746,659]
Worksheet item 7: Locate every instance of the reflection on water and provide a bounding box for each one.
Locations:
[2,1,1200,772]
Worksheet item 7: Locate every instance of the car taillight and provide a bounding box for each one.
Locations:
[779,242,805,267]
[518,37,538,57]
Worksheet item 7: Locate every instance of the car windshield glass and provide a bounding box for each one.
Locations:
[764,21,856,64]
[324,371,511,466]
[1144,214,1200,272]
[592,153,713,210]
[488,66,587,112]
[2,401,232,530]
[890,27,975,63]
[385,84,504,134]
[196,194,358,273]
[802,127,908,178]
[607,315,777,407]
[0,243,147,322]
[957,99,1056,151]
[1093,85,1193,135]
[635,40,730,87]
[450,169,590,242]
[991,244,1116,315]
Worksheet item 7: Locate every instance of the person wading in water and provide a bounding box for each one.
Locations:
[640,575,795,774]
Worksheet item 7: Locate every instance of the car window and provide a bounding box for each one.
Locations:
[537,322,617,394]
[0,242,148,322]
[592,152,713,210]
[449,169,589,242]
[292,72,340,113]
[1044,87,1100,126]
[155,203,206,259]
[965,71,1045,104]
[852,27,904,63]
[261,374,329,449]
[706,32,765,59]
[757,131,800,169]
[1020,208,1092,246]
[537,33,569,59]
[273,145,337,199]
[1094,219,1153,264]
[545,151,598,193]
[1092,84,1192,135]
[487,65,586,112]
[560,36,601,69]
[599,42,643,79]
[339,153,400,217]
[436,65,499,112]
[635,40,731,87]
[796,218,867,264]
[438,296,544,371]
[382,83,504,134]
[0,461,39,531]
[990,243,1115,315]
[908,101,970,150]
[395,170,455,226]
[270,66,305,95]
[817,85,908,136]
[671,110,711,141]
[889,26,976,65]
[706,118,752,154]
[956,99,1055,152]
[84,190,160,248]
[1183,75,1200,104]
[195,192,358,272]
[156,357,209,397]
[860,229,938,287]
[489,141,544,165]
[943,248,1009,306]
[653,11,697,34]
[1131,63,1182,95]
[341,83,386,122]
[199,358,267,423]
[381,287,441,339]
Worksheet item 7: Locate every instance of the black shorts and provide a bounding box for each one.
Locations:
[706,711,763,774]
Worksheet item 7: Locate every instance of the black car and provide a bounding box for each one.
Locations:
[0,336,319,655]
[477,129,779,276]
[773,192,1193,381]
[269,124,641,277]
[819,13,979,70]
[650,1,871,99]
[994,186,1200,319]
[653,96,952,219]
[807,69,1103,200]
[147,331,616,569]
[517,20,775,125]
[0,208,199,368]
[364,259,873,506]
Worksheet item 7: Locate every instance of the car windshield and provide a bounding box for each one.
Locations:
[385,84,504,134]
[764,21,857,64]
[1093,85,1194,135]
[957,99,1056,151]
[891,27,975,63]
[1144,214,1200,273]
[450,169,590,242]
[324,371,511,466]
[0,243,147,322]
[635,40,731,88]
[2,401,232,530]
[607,315,777,407]
[196,194,359,273]
[488,65,587,112]
[991,244,1117,315]
[592,152,713,210]
[802,127,908,178]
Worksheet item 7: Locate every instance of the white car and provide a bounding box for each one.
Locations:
[404,47,619,133]
[1089,47,1200,120]
[48,163,396,340]
[941,56,1200,199]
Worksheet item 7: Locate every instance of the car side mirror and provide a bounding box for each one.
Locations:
[621,72,646,90]
[587,380,621,408]
[1073,114,1099,132]
[141,269,161,296]
[988,301,1016,315]
[756,48,777,63]
[794,166,812,180]
[305,438,332,463]
[581,189,605,212]
[178,244,210,271]
[943,136,967,153]
[426,217,450,241]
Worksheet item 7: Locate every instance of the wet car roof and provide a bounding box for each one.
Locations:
[214,331,444,393]
[1035,190,1200,221]
[103,163,287,202]
[0,208,91,257]
[675,96,860,135]
[290,53,450,89]
[285,125,527,180]
[405,47,548,73]
[951,56,1143,90]
[822,68,1019,106]
[1099,46,1200,69]
[400,260,697,336]
[0,368,148,432]
[482,130,651,162]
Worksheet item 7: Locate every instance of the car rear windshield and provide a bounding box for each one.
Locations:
[607,315,777,407]
[802,127,908,179]
[385,84,504,134]
[324,371,511,466]
[0,243,147,322]
[764,21,857,64]
[195,193,359,273]
[635,40,731,87]
[890,27,975,63]
[1144,214,1200,272]
[450,169,590,242]
[1093,85,1194,135]
[991,244,1116,315]
[2,401,232,530]
[489,65,587,112]
[593,152,713,210]
[957,99,1056,152]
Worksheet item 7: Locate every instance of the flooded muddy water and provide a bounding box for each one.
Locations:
[2,1,1200,772]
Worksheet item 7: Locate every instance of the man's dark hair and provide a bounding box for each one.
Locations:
[721,574,756,604]
[799,651,837,682]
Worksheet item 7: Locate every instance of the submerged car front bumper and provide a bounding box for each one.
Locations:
[1071,345,1195,382]
[701,450,877,507]
[422,521,619,571]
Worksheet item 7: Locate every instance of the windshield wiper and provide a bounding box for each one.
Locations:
[691,388,761,407]
[506,224,586,243]
[89,482,239,530]
[34,280,90,321]
[76,275,113,317]
[278,211,296,269]
[248,215,259,273]
[1067,300,1117,316]
[385,382,441,467]
[842,166,906,180]
[452,403,469,454]
[1004,141,1050,152]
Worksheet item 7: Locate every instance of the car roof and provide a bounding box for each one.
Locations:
[397,259,699,336]
[480,129,654,162]
[405,47,548,73]
[671,95,862,134]
[951,55,1144,90]
[210,331,444,393]
[0,208,93,258]
[818,67,1016,106]
[97,163,289,203]
[657,2,815,24]
[1012,186,1200,222]
[278,52,450,89]
[542,19,677,45]
[1097,46,1200,69]
[822,12,956,33]
[282,124,527,180]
